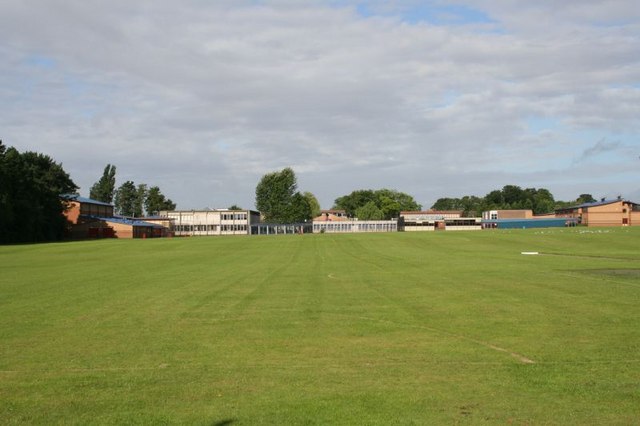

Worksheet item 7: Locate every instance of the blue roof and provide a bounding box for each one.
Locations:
[564,199,638,210]
[102,217,164,228]
[62,194,113,207]
[482,217,577,229]
[81,215,164,228]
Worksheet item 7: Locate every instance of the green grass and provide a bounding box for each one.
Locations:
[1,228,639,424]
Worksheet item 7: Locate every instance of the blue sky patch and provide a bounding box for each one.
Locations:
[355,2,494,26]
[25,54,56,69]
[526,116,561,133]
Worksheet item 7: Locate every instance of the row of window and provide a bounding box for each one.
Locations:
[174,224,248,232]
[405,220,480,226]
[313,223,397,232]
[221,213,247,221]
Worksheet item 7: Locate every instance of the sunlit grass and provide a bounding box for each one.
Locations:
[1,228,639,424]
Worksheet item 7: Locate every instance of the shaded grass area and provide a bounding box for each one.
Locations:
[1,228,639,424]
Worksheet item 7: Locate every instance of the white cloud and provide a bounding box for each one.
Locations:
[1,0,639,209]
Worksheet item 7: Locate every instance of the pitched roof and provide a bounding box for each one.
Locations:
[558,199,638,211]
[81,215,164,228]
[101,216,164,228]
[313,213,349,222]
[62,194,113,207]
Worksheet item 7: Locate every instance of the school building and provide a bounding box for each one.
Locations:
[400,211,482,231]
[63,195,169,239]
[555,199,640,227]
[160,209,261,236]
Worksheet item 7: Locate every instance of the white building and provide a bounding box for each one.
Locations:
[160,209,260,236]
[400,210,481,231]
[312,219,398,233]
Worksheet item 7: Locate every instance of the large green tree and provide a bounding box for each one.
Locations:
[303,191,321,218]
[255,168,311,223]
[114,181,137,217]
[576,193,596,204]
[333,189,421,219]
[146,186,177,215]
[431,195,483,217]
[0,141,78,243]
[134,184,147,217]
[355,201,385,220]
[432,185,558,216]
[89,164,116,203]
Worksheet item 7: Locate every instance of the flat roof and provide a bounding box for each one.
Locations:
[401,210,463,215]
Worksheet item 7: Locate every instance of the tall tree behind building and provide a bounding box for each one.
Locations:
[89,164,116,203]
[303,192,321,218]
[255,167,311,223]
[146,186,176,215]
[333,189,421,219]
[114,181,137,217]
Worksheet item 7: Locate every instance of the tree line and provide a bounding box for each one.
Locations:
[90,164,176,217]
[0,141,177,244]
[255,168,600,223]
[1,139,604,244]
[431,186,598,217]
[255,168,420,222]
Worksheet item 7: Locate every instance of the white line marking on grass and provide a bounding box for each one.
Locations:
[353,315,536,364]
[327,273,336,279]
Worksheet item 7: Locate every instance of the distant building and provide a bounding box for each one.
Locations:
[481,217,577,229]
[160,209,260,236]
[313,219,398,233]
[63,195,167,239]
[482,210,533,220]
[555,199,640,227]
[400,210,481,231]
[313,209,349,222]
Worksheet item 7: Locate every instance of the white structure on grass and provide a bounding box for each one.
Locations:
[160,209,260,236]
[313,219,398,233]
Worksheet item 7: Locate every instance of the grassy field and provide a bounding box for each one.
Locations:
[1,228,639,424]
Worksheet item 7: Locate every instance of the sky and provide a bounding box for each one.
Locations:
[1,0,639,210]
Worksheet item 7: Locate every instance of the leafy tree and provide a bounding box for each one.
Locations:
[502,185,524,206]
[531,188,555,214]
[286,192,312,223]
[484,190,504,208]
[576,193,596,204]
[431,197,461,211]
[228,204,242,211]
[433,186,559,216]
[146,186,177,215]
[89,164,116,203]
[303,191,321,218]
[0,141,78,243]
[114,181,137,217]
[333,189,420,219]
[432,196,483,217]
[333,190,377,218]
[133,184,147,217]
[459,195,483,217]
[355,201,385,220]
[255,167,311,223]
